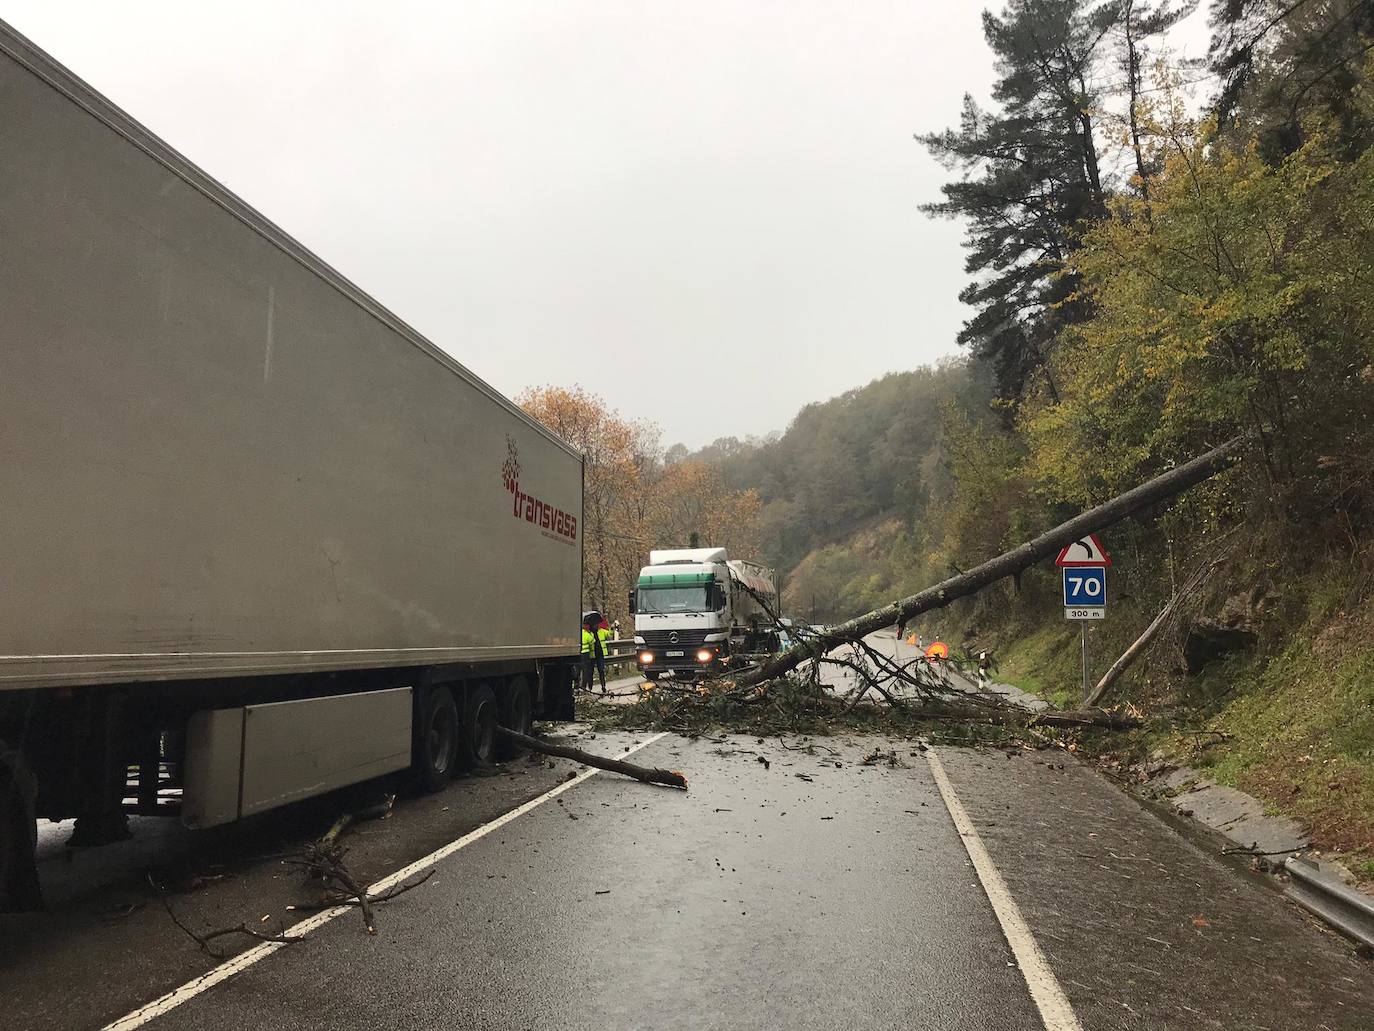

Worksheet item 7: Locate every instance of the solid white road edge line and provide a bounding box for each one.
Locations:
[103,731,671,1031]
[926,749,1083,1031]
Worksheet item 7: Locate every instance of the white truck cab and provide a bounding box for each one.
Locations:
[630,548,778,680]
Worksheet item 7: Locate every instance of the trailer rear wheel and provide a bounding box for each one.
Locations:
[413,686,460,793]
[0,745,41,912]
[459,684,498,769]
[496,678,533,759]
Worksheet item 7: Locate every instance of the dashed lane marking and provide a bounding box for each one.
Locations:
[926,748,1084,1031]
[103,732,670,1031]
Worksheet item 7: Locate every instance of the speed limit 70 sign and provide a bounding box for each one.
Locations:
[1057,534,1110,620]
[1062,567,1106,613]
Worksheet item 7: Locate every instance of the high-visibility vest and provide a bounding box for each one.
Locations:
[581,628,595,655]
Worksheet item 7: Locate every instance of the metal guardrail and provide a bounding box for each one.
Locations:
[602,638,639,665]
[1284,856,1374,949]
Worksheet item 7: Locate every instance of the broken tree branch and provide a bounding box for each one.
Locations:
[290,792,400,935]
[289,869,436,914]
[495,727,688,789]
[319,793,395,847]
[738,436,1245,686]
[1220,843,1304,857]
[1085,600,1175,708]
[148,873,298,957]
[904,703,1140,730]
[1085,548,1231,707]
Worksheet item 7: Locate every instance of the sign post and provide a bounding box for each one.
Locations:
[1081,623,1089,700]
[1056,535,1112,703]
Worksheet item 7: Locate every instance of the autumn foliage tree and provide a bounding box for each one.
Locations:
[517,385,762,629]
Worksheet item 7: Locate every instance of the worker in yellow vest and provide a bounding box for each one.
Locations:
[580,617,612,692]
[579,622,595,692]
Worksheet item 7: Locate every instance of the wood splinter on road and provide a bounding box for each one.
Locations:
[497,727,688,789]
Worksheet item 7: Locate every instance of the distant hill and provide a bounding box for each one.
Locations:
[670,358,996,620]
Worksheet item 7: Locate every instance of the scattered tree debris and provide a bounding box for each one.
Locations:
[148,873,298,958]
[861,749,906,768]
[1220,843,1304,858]
[284,804,432,935]
[496,727,687,789]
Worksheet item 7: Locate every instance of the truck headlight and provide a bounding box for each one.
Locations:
[639,651,654,664]
[696,649,713,663]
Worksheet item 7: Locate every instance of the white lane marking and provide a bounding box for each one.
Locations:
[104,732,670,1031]
[926,749,1083,1031]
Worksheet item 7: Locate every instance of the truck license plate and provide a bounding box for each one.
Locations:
[666,650,684,657]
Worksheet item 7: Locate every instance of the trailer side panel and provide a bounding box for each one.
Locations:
[0,25,582,689]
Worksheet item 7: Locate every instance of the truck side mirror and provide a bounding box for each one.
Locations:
[627,590,637,615]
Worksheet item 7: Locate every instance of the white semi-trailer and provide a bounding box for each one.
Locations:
[631,548,779,680]
[0,21,583,909]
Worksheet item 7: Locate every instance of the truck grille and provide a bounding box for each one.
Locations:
[639,629,713,649]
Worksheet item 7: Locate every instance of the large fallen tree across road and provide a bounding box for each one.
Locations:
[736,436,1245,688]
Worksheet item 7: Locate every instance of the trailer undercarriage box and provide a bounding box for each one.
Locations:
[181,687,412,829]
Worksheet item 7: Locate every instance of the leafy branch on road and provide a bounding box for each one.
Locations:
[587,673,1134,748]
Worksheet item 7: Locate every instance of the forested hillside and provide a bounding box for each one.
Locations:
[685,0,1374,868]
[673,360,996,620]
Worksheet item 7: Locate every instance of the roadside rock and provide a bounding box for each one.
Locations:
[1182,585,1272,674]
[1183,620,1257,672]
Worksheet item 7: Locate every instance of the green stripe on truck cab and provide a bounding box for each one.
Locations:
[637,572,715,587]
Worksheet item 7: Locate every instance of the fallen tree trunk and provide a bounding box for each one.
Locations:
[497,727,687,789]
[738,436,1245,686]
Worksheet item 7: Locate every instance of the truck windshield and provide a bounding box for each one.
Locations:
[637,586,708,614]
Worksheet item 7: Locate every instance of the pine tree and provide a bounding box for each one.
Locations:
[918,0,1120,403]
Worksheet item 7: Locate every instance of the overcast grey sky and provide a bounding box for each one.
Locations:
[4,3,1197,448]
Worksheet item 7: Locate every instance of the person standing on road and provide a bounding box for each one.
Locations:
[580,620,596,692]
[596,621,612,691]
[582,617,611,693]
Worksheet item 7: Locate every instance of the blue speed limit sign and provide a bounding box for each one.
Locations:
[1062,567,1106,607]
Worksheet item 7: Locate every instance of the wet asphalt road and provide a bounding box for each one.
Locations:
[3,732,648,1031]
[148,735,1042,1031]
[6,628,1374,1031]
[8,729,1371,1031]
